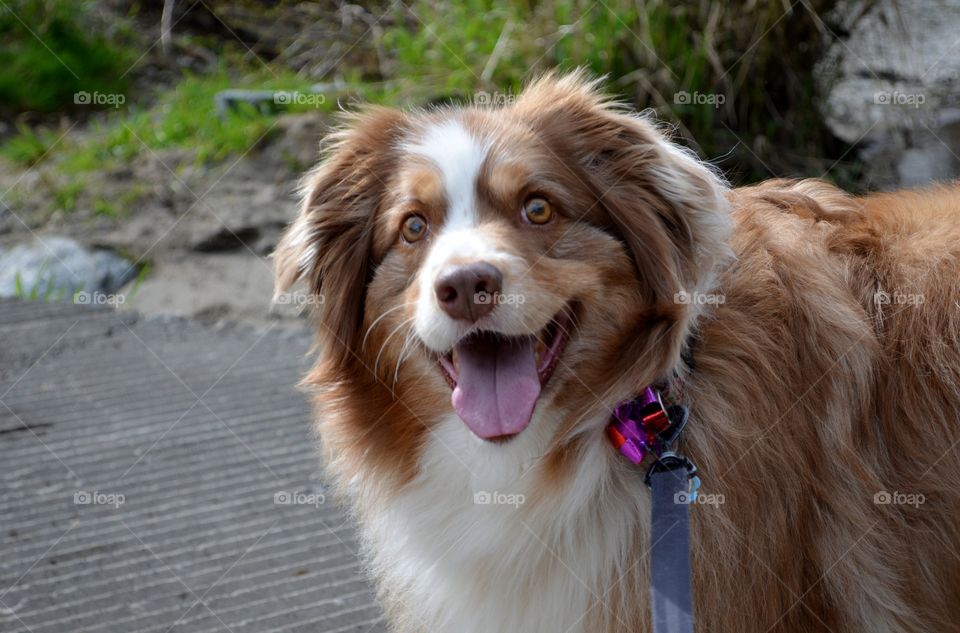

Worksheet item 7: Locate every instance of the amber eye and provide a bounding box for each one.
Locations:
[521,196,553,225]
[401,214,428,243]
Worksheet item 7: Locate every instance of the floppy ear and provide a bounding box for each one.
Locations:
[274,107,407,368]
[514,72,732,310]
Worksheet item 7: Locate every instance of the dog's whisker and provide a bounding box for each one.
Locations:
[391,318,450,390]
[374,315,417,376]
[393,331,416,389]
[362,302,413,351]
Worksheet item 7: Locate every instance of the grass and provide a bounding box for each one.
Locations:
[71,74,277,167]
[13,265,69,302]
[379,0,842,184]
[91,186,149,218]
[0,0,134,114]
[0,0,851,221]
[3,69,339,171]
[50,179,83,213]
[124,262,152,301]
[0,123,65,166]
[1,67,338,216]
[63,70,335,171]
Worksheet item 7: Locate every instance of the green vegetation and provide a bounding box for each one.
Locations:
[61,71,329,169]
[2,68,334,216]
[91,185,148,218]
[0,123,64,166]
[0,0,134,113]
[5,70,334,171]
[50,179,83,213]
[0,0,851,218]
[123,262,151,301]
[13,265,69,302]
[379,0,840,182]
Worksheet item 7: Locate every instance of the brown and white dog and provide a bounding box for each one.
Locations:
[274,72,960,633]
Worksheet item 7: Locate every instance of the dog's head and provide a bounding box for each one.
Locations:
[275,72,729,455]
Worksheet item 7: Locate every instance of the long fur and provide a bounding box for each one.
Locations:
[274,71,960,633]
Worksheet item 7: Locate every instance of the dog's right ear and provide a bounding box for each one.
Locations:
[274,107,407,368]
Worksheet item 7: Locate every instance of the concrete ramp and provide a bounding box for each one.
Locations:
[0,300,384,633]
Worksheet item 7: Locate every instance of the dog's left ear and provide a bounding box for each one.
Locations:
[274,107,407,369]
[514,72,732,306]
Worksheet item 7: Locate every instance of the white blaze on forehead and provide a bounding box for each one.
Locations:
[404,119,489,229]
[407,120,504,352]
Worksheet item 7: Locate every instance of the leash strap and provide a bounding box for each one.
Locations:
[610,391,698,633]
[649,461,695,633]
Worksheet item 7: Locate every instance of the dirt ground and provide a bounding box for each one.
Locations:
[1,113,328,324]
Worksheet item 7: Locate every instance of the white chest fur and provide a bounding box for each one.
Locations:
[358,413,648,633]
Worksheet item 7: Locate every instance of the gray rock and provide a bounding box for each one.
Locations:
[214,89,282,119]
[818,0,960,188]
[214,88,330,120]
[0,236,136,300]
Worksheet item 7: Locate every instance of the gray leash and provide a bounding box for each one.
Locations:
[648,457,696,633]
[609,393,699,633]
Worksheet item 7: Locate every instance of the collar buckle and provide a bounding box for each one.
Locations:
[608,387,689,466]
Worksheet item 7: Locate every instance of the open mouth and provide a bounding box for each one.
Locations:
[437,307,574,442]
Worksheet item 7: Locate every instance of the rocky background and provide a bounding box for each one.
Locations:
[1,0,957,323]
[821,0,960,188]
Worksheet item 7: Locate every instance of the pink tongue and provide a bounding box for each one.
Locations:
[451,334,541,439]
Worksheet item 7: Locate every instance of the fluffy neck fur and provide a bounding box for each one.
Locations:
[360,410,650,633]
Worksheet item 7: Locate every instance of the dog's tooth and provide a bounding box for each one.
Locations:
[535,340,546,364]
[452,349,459,372]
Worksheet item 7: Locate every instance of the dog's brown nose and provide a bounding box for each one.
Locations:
[434,262,503,322]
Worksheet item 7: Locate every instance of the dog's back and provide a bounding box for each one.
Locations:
[686,180,960,632]
[859,186,960,626]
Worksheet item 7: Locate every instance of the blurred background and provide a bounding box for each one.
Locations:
[1,0,956,322]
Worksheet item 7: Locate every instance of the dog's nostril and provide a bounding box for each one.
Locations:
[434,262,503,322]
[437,284,458,304]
